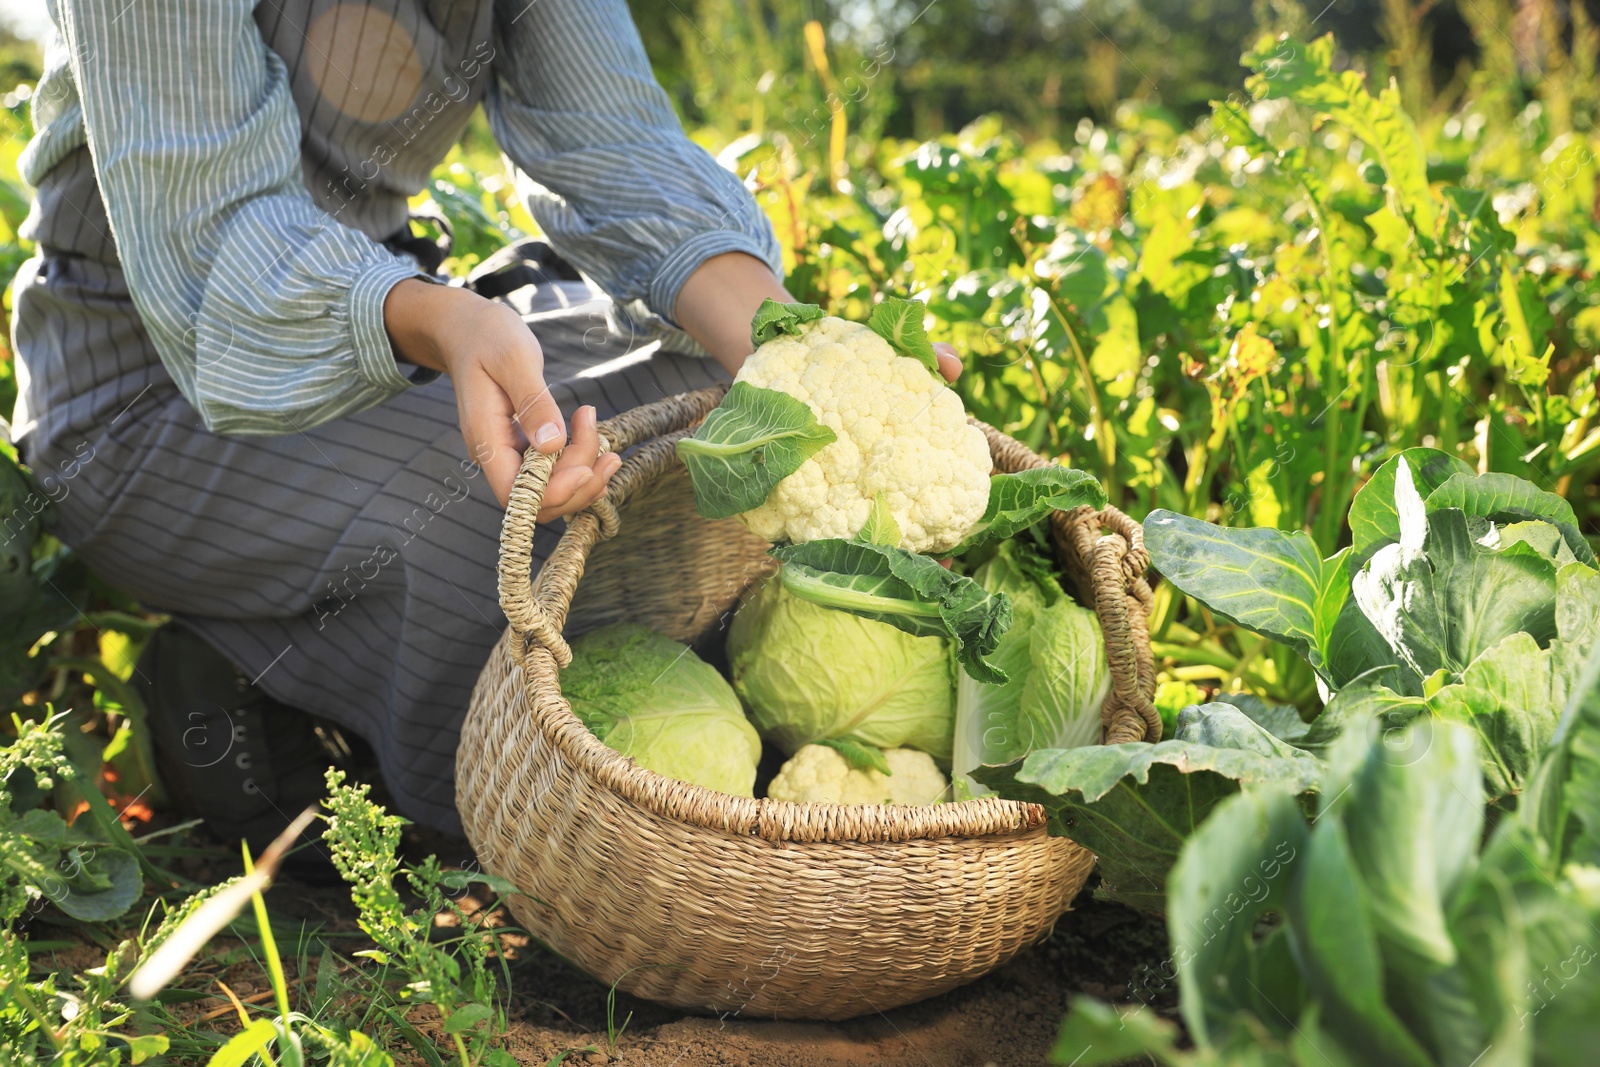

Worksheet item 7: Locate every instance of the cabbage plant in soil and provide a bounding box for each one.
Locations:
[1050,650,1600,1067]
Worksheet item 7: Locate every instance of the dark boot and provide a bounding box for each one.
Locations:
[133,624,356,882]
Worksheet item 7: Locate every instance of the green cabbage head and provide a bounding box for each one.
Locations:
[562,624,761,797]
[953,540,1110,798]
[727,575,956,760]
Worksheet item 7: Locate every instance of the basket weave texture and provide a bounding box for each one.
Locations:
[455,385,1158,1020]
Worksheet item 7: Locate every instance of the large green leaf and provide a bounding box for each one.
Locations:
[748,298,825,346]
[1353,507,1558,677]
[1144,510,1354,685]
[1173,702,1316,762]
[675,382,837,519]
[1169,787,1308,1047]
[1334,718,1482,973]
[953,467,1107,555]
[1426,471,1596,567]
[865,296,940,373]
[1428,633,1580,802]
[771,538,1012,683]
[1324,592,1416,693]
[1212,692,1310,742]
[1299,672,1429,755]
[1347,447,1473,564]
[974,740,1321,913]
[1517,640,1600,869]
[1286,819,1437,1067]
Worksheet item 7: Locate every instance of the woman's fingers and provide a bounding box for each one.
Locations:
[933,342,963,382]
[539,450,619,522]
[540,405,601,512]
[495,318,565,455]
[456,366,525,507]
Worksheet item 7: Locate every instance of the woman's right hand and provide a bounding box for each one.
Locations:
[382,279,621,518]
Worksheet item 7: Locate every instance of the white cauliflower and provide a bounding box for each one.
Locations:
[735,316,993,554]
[766,744,950,806]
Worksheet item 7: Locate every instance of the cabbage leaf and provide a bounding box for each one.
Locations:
[728,576,955,759]
[562,624,762,797]
[770,538,1012,684]
[974,724,1322,913]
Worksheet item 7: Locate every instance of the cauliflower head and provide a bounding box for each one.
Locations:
[766,744,950,806]
[735,316,993,554]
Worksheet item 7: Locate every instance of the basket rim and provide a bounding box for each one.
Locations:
[486,388,1155,844]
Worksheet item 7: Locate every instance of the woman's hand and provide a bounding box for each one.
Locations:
[383,279,620,518]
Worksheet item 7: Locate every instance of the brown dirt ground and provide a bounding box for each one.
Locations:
[28,822,1178,1067]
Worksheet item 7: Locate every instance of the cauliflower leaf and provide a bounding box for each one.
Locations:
[750,298,827,345]
[866,296,941,373]
[952,467,1109,555]
[815,736,892,775]
[675,381,837,519]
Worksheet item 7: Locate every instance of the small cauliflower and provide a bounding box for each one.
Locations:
[734,315,993,554]
[766,744,950,806]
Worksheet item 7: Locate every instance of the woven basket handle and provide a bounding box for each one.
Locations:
[497,385,731,667]
[1055,505,1161,743]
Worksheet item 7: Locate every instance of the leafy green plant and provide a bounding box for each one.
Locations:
[975,702,1322,913]
[2,716,152,924]
[321,770,519,1067]
[1051,653,1600,1066]
[1149,456,1600,806]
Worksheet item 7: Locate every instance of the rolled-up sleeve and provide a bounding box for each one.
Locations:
[484,0,782,327]
[52,0,426,436]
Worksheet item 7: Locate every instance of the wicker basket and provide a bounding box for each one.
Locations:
[455,385,1159,1021]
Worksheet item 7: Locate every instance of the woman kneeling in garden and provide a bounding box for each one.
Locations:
[9,0,835,853]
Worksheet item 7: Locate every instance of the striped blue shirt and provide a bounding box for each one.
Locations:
[18,0,781,436]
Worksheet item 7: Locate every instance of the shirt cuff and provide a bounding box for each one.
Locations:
[646,230,784,326]
[347,255,431,393]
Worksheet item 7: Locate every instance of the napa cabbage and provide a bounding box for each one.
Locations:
[953,540,1110,798]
